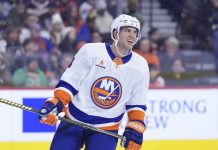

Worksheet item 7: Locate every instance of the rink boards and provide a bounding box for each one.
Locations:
[0,88,218,150]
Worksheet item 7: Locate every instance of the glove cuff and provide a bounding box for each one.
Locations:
[46,97,59,105]
[126,120,146,134]
[46,97,64,113]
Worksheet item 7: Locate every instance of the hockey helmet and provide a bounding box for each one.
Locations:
[111,14,141,41]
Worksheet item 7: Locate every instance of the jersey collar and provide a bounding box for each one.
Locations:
[105,43,132,64]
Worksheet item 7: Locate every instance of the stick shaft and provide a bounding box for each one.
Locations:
[0,98,126,142]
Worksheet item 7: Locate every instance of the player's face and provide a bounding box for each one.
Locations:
[118,27,138,50]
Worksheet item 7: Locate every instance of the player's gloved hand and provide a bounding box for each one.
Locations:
[39,97,65,126]
[123,120,146,150]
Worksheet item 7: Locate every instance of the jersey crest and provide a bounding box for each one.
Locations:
[91,77,122,109]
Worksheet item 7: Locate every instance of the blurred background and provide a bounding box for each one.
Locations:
[0,0,217,150]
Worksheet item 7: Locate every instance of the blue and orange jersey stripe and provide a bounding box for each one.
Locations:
[67,102,124,130]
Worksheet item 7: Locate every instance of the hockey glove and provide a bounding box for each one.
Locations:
[39,97,65,126]
[123,120,146,150]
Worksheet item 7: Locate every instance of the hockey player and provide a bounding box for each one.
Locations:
[39,14,149,150]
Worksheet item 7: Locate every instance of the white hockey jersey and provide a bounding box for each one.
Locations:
[55,43,149,130]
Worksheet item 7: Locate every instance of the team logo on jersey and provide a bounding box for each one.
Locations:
[91,77,122,109]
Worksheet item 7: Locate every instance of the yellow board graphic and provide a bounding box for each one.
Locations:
[0,140,218,150]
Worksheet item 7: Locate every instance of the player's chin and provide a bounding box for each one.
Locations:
[126,44,134,50]
[124,42,132,49]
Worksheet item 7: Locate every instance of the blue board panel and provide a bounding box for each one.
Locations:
[23,98,56,132]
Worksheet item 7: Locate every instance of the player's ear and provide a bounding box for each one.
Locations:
[113,30,118,40]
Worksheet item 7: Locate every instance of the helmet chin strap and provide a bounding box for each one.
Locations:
[114,32,131,57]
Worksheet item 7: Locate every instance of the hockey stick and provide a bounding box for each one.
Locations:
[0,98,126,146]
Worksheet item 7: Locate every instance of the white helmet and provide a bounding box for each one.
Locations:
[111,14,141,42]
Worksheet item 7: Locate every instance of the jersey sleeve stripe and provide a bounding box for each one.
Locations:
[55,80,78,96]
[54,89,72,105]
[127,110,145,122]
[126,105,147,111]
[68,102,124,124]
